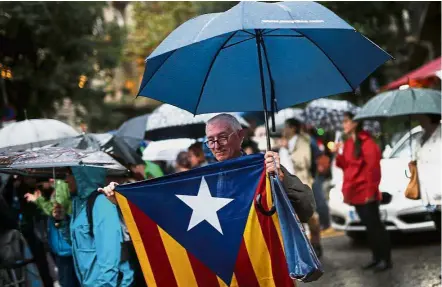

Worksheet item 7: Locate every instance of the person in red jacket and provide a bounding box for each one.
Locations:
[332,112,392,272]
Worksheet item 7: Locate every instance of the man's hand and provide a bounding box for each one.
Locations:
[24,190,41,203]
[97,182,119,205]
[264,151,284,181]
[52,203,65,221]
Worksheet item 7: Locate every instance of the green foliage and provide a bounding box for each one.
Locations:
[0,2,125,120]
[124,1,237,66]
[124,1,197,63]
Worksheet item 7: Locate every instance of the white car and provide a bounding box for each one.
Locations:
[329,126,436,239]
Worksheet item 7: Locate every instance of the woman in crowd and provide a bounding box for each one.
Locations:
[25,180,79,287]
[187,142,208,168]
[332,112,392,272]
[175,151,192,172]
[414,114,441,231]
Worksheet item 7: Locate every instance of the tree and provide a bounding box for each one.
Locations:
[0,2,125,122]
[123,2,237,77]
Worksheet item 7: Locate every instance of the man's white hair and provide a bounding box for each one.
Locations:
[206,113,242,132]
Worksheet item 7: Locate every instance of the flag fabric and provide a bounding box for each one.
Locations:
[271,174,323,282]
[115,154,322,287]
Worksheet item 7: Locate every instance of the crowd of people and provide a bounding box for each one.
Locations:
[0,111,440,286]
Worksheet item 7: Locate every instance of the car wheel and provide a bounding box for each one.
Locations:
[346,231,366,242]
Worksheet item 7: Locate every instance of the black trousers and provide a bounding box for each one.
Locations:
[354,201,391,263]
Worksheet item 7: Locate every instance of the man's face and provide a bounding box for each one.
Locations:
[205,120,244,162]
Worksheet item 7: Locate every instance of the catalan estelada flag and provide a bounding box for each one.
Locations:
[115,154,322,287]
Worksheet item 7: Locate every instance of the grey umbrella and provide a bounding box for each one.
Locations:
[354,88,441,121]
[0,147,128,177]
[145,104,249,141]
[115,114,149,150]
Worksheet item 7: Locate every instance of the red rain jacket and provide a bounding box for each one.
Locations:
[336,131,382,205]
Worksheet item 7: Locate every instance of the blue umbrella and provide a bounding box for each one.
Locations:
[138,1,392,143]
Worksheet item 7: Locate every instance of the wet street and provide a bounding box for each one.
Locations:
[299,231,441,287]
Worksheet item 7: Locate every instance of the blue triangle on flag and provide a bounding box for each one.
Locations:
[118,155,265,284]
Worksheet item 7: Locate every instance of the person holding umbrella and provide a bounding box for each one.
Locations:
[413,113,441,231]
[53,166,135,287]
[331,112,392,272]
[354,88,441,232]
[101,114,316,224]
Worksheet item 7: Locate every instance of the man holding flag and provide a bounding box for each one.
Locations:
[101,114,315,222]
[100,113,318,287]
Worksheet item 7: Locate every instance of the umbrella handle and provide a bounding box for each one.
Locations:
[255,193,276,216]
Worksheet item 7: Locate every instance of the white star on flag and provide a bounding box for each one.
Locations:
[176,176,233,235]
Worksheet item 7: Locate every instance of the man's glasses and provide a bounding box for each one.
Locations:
[204,131,237,149]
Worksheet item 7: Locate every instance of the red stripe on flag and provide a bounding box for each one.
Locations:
[187,251,220,287]
[233,239,260,287]
[129,201,178,287]
[255,173,293,287]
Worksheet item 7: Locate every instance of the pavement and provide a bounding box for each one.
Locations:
[299,230,441,287]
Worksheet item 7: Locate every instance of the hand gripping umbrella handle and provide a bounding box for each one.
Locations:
[255,193,276,216]
[255,173,277,216]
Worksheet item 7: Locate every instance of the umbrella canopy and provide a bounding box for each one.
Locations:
[142,138,196,162]
[100,135,145,166]
[304,99,359,130]
[51,133,101,151]
[145,104,249,141]
[304,98,381,133]
[0,147,128,177]
[115,114,149,150]
[271,107,305,135]
[381,57,441,91]
[138,1,391,115]
[354,88,441,121]
[0,119,79,149]
[51,133,144,166]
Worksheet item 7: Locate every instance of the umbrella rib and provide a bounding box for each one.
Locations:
[263,35,304,38]
[293,29,355,91]
[241,30,256,36]
[136,49,177,97]
[222,36,255,49]
[262,29,279,35]
[194,31,239,114]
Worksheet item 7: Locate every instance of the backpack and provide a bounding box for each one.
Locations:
[0,229,24,267]
[86,191,147,287]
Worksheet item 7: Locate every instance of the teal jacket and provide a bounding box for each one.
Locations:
[69,166,134,287]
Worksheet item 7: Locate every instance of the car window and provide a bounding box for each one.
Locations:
[390,131,423,159]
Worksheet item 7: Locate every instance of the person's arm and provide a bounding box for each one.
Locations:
[34,196,53,216]
[362,140,382,194]
[334,142,346,169]
[281,165,316,223]
[93,195,124,287]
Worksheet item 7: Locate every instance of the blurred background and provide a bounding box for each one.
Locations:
[0,1,440,132]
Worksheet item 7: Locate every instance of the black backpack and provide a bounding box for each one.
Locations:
[86,191,147,287]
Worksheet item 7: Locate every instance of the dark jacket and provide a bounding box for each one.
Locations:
[281,165,316,223]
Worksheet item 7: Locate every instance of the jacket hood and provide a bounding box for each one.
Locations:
[357,130,372,141]
[71,166,106,200]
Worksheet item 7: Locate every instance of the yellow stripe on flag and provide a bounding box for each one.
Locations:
[243,202,275,287]
[116,193,157,287]
[158,227,198,287]
[217,274,239,287]
[266,176,285,252]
